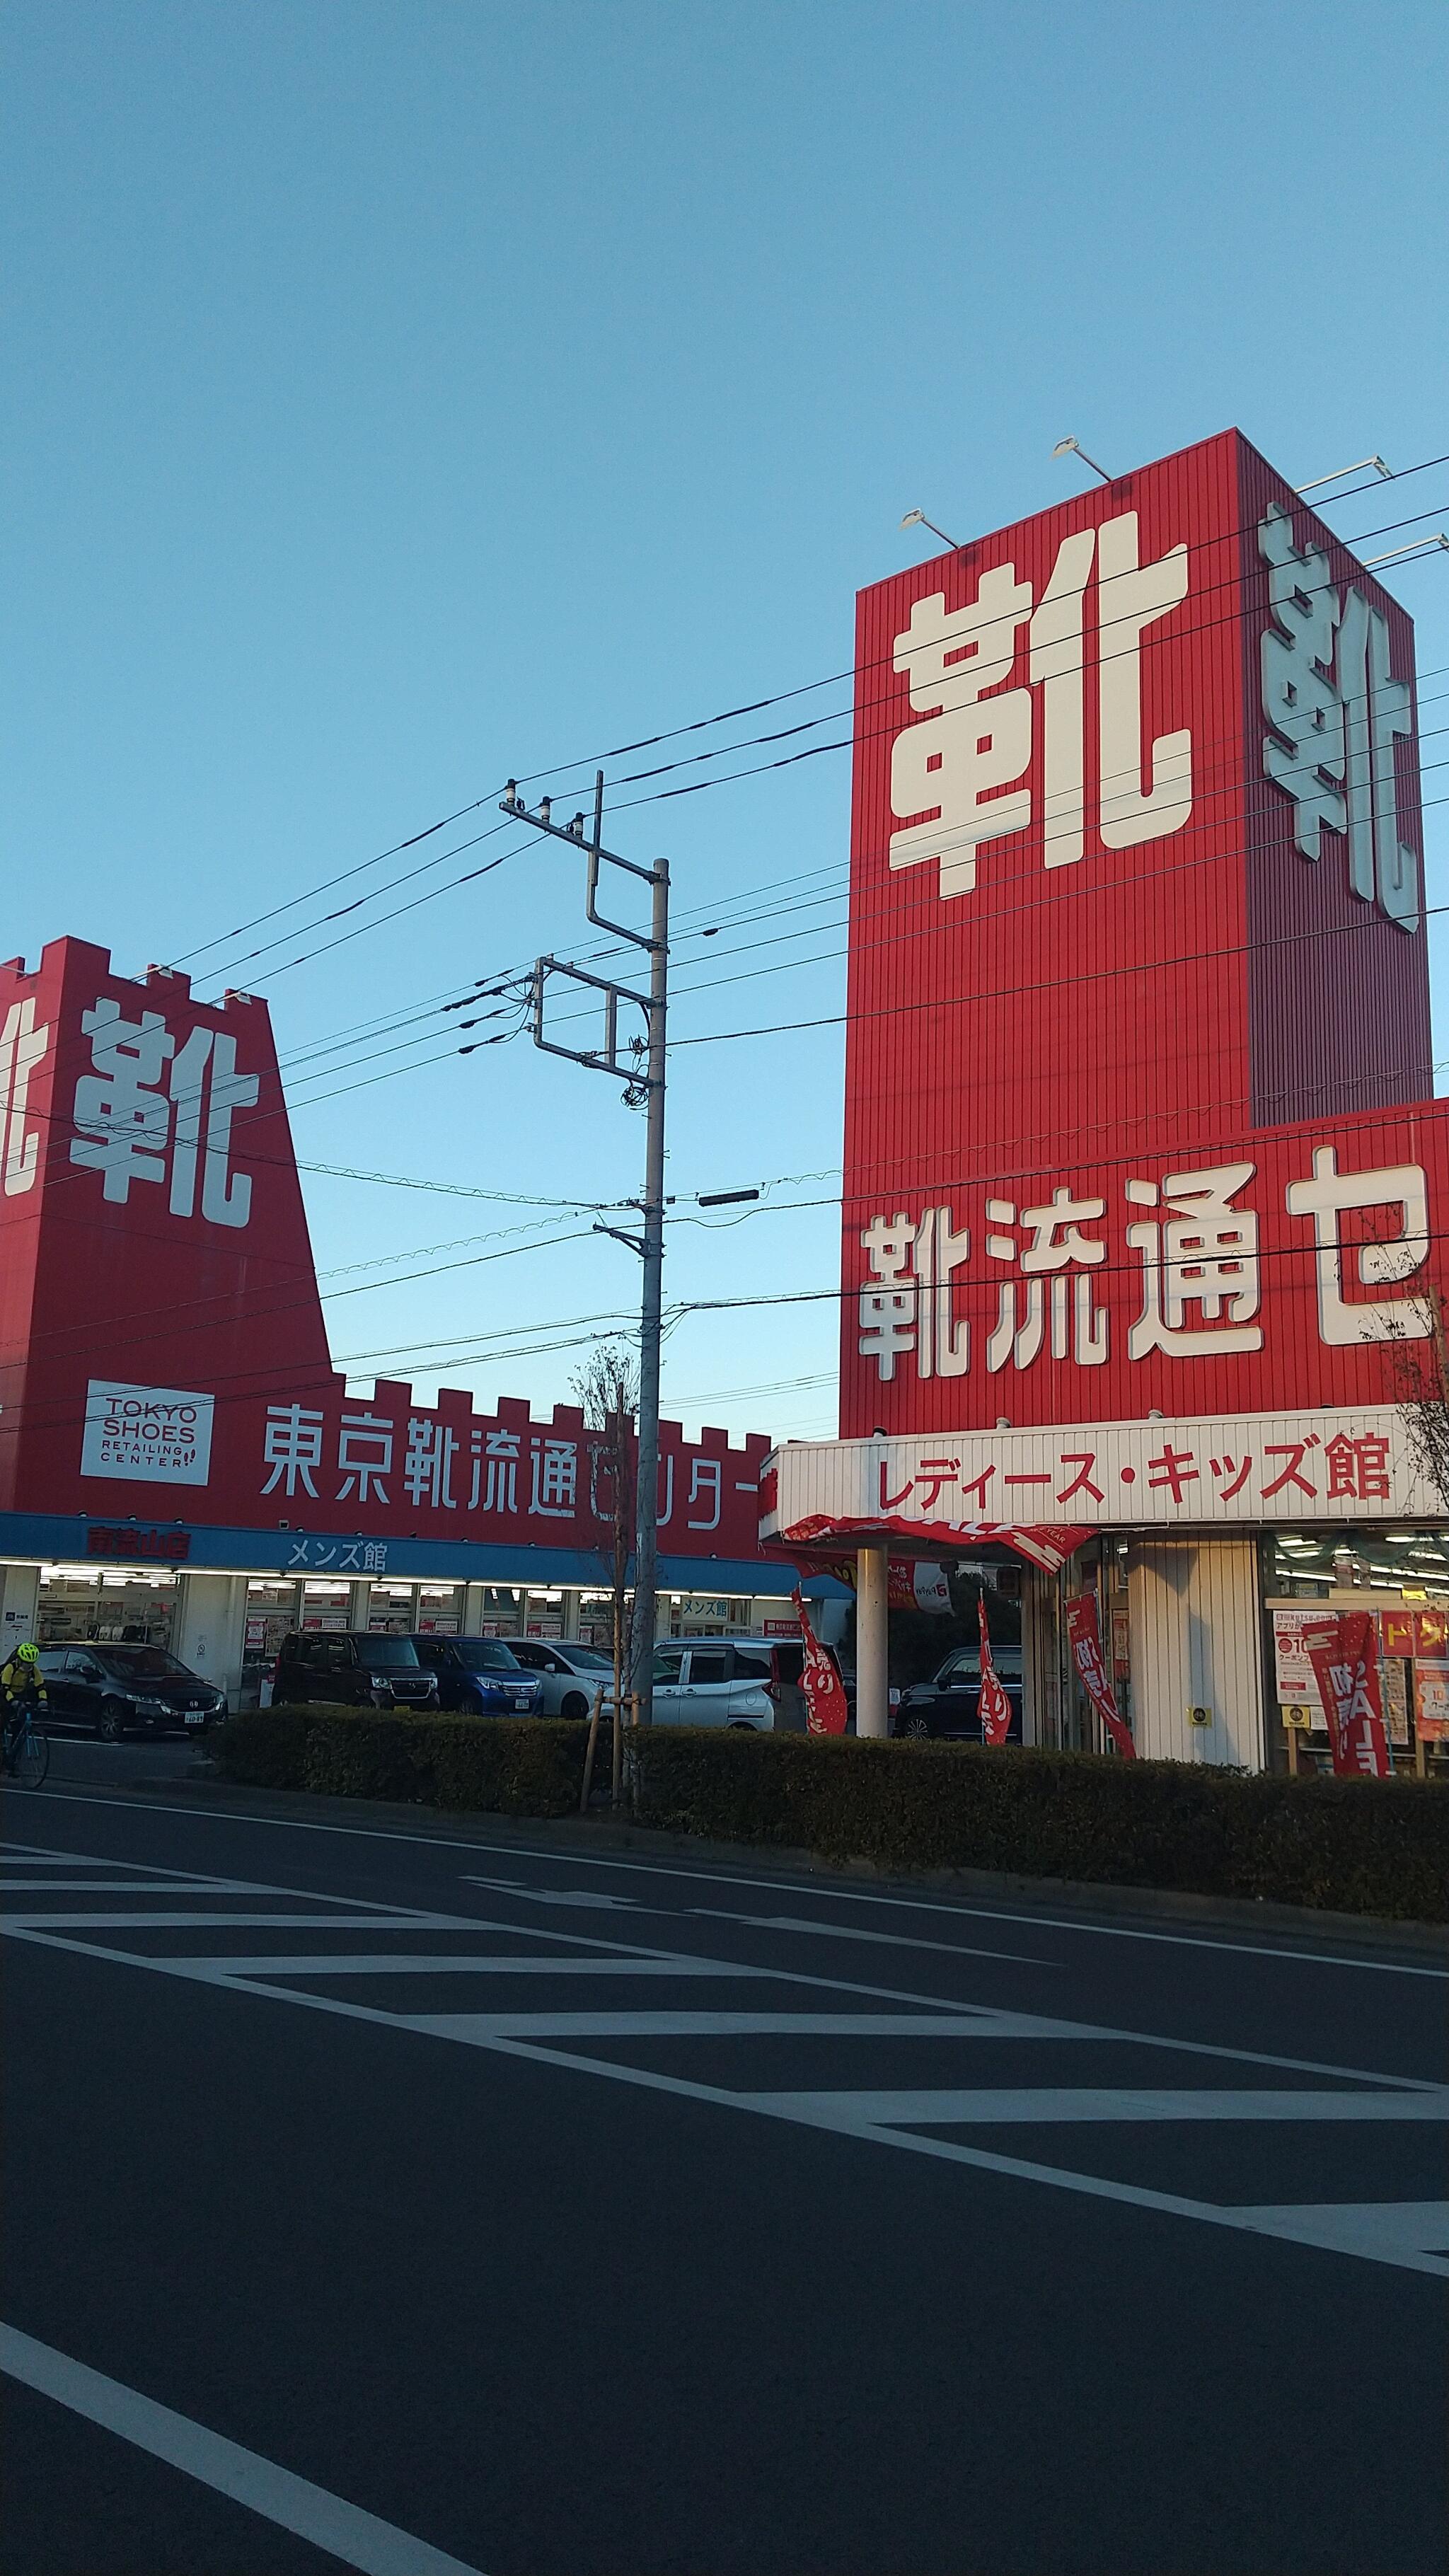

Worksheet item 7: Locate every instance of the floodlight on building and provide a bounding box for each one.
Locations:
[1294,456,1392,494]
[1051,434,1112,485]
[899,507,964,550]
[1363,535,1449,569]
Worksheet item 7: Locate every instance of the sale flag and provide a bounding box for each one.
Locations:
[792,1588,849,1735]
[1065,1594,1136,1759]
[977,1595,1012,1748]
[1305,1612,1392,1779]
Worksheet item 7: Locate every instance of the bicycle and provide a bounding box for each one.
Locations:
[2,1704,50,1788]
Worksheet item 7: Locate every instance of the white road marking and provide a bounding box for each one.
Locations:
[6,1894,1437,2089]
[19,1786,1445,1975]
[403,2009,1004,2038]
[1230,2202,1449,2260]
[182,1954,773,1980]
[690,1905,1049,1965]
[733,2086,1449,2125]
[461,1879,1046,1965]
[0,1878,232,1892]
[7,1838,1446,2276]
[0,2321,489,2576]
[461,1878,642,1909]
[0,1910,468,1930]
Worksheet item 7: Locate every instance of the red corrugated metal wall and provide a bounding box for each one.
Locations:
[1234,435,1431,1124]
[838,429,1446,1440]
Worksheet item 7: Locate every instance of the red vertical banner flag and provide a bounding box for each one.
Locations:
[792,1588,849,1736]
[1065,1595,1136,1760]
[1305,1612,1393,1779]
[977,1595,1012,1748]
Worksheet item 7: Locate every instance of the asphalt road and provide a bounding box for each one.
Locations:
[2,1768,1446,2576]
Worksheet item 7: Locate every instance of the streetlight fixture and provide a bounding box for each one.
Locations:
[899,507,964,550]
[1051,434,1113,486]
[1363,534,1449,570]
[1295,456,1392,495]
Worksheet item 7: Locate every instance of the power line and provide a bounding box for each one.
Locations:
[10,758,1449,1257]
[158,451,1449,995]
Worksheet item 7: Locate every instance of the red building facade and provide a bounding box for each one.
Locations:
[767,429,1448,1768]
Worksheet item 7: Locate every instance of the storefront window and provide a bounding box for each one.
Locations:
[300,1582,350,1631]
[524,1590,565,1639]
[577,1593,615,1649]
[416,1585,463,1634]
[368,1586,416,1634]
[478,1588,521,1636]
[242,1581,301,1703]
[1260,1528,1449,1776]
[38,1566,178,1650]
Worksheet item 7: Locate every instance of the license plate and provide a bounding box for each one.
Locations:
[184,1714,206,1727]
[514,1697,531,1710]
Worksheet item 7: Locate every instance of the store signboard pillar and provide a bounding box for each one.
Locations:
[855,1544,890,1738]
[1128,1540,1266,1765]
[173,1573,248,1701]
[0,1563,40,1653]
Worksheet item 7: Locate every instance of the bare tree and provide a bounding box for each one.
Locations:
[1385,1288,1449,1513]
[572,1340,639,1801]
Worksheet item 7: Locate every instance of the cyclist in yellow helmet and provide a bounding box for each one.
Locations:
[0,1639,47,1739]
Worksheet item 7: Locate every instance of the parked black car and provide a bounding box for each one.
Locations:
[272,1631,439,1710]
[892,1645,1024,1741]
[405,1634,543,1717]
[36,1644,227,1740]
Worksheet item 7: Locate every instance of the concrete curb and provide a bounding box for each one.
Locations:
[57,1760,1449,1957]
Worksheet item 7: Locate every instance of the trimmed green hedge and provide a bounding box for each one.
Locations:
[213,1705,586,1818]
[629,1730,1449,1921]
[211,1707,1449,1921]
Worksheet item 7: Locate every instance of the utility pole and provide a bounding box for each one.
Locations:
[501,772,669,1726]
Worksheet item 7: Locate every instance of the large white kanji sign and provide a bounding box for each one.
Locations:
[1260,502,1419,935]
[0,997,49,1198]
[889,511,1193,901]
[855,1143,1433,1383]
[69,997,259,1223]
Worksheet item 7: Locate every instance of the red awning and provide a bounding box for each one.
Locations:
[771,1512,1090,1578]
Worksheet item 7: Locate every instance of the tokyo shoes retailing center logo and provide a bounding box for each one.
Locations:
[81,1383,216,1486]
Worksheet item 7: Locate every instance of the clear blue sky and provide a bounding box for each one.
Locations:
[6,1,1447,1443]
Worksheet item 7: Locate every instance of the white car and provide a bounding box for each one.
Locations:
[649,1637,816,1730]
[505,1639,616,1719]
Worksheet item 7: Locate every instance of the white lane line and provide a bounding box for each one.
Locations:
[0,1911,469,1929]
[21,1786,1446,1976]
[0,1879,238,1893]
[734,2086,1449,2125]
[691,1907,1050,1966]
[1230,2201,1449,2260]
[371,2007,1005,2040]
[187,1955,771,1980]
[461,1880,1048,1966]
[0,2322,489,2576]
[461,1878,643,1909]
[473,1849,1449,1979]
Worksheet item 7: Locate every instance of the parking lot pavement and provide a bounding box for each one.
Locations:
[3,1779,1445,2575]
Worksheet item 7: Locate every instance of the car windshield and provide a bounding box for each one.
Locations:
[562,1646,612,1670]
[354,1636,421,1668]
[453,1640,523,1670]
[97,1647,189,1679]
